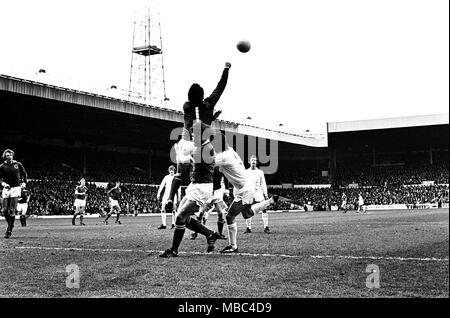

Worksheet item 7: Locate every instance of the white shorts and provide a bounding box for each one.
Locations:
[253,190,265,203]
[184,183,213,208]
[162,193,178,206]
[2,186,21,199]
[233,182,256,205]
[74,199,86,208]
[109,198,120,208]
[211,188,224,204]
[17,203,28,214]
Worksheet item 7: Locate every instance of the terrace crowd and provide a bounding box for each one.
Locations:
[5,180,447,216]
[0,152,447,215]
[25,181,160,215]
[271,184,449,211]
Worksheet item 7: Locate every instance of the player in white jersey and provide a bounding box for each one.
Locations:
[245,155,271,234]
[341,193,348,213]
[357,193,366,213]
[211,132,279,253]
[190,167,229,240]
[157,165,179,229]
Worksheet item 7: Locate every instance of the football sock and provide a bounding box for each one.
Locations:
[161,210,167,226]
[217,220,225,235]
[245,218,252,230]
[251,198,273,214]
[79,215,84,224]
[115,213,120,222]
[227,223,237,249]
[105,214,111,222]
[171,212,176,226]
[186,217,213,237]
[262,212,269,228]
[171,225,186,252]
[4,212,10,224]
[8,215,15,232]
[204,208,213,222]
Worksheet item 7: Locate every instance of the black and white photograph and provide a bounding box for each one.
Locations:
[0,0,448,308]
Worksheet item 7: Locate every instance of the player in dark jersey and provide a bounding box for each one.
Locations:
[104,181,122,225]
[163,62,231,216]
[0,149,28,238]
[17,184,31,227]
[159,121,221,258]
[72,178,88,226]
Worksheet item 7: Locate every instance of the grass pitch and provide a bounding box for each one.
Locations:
[0,209,448,298]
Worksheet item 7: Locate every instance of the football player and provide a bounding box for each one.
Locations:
[0,149,28,239]
[159,121,222,258]
[156,165,179,229]
[210,132,279,253]
[245,155,271,234]
[17,183,31,227]
[341,193,348,213]
[104,181,123,225]
[190,167,229,240]
[163,62,231,217]
[72,178,88,226]
[357,193,366,213]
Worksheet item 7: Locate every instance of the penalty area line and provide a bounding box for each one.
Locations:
[8,246,450,262]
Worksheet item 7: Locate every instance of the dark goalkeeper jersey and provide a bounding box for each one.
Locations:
[190,142,215,184]
[183,67,229,133]
[0,160,28,187]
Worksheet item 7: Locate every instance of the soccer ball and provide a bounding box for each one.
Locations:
[237,40,251,53]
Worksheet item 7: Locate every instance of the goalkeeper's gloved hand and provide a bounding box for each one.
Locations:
[212,110,222,121]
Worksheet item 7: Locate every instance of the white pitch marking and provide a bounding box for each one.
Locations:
[309,255,449,262]
[10,246,449,262]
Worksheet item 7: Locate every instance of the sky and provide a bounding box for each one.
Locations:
[0,0,448,134]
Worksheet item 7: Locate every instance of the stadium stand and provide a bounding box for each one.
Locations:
[0,75,448,215]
